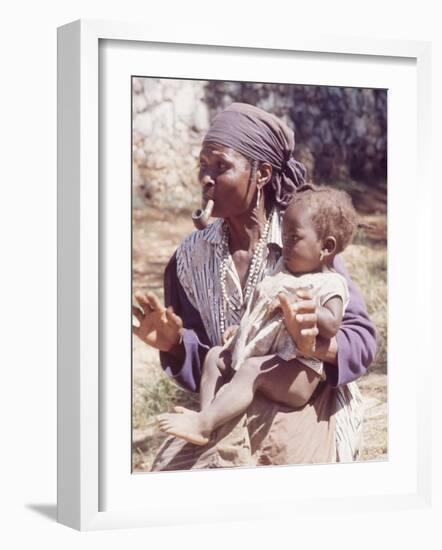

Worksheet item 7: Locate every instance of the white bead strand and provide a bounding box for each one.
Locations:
[219,209,274,336]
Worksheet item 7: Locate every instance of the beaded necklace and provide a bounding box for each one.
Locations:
[219,209,274,335]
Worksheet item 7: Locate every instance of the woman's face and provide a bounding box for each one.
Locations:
[198,143,257,219]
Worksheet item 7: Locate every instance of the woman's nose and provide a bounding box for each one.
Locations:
[200,173,215,187]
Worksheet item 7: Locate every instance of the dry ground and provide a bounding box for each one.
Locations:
[132,204,387,471]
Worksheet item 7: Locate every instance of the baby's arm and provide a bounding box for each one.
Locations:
[316,296,344,340]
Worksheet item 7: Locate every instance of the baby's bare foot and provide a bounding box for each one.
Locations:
[157,411,211,446]
[173,405,197,415]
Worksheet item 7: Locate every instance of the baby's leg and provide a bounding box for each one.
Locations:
[255,357,322,408]
[198,356,267,429]
[200,355,322,426]
[157,356,321,445]
[200,346,232,410]
[157,355,263,445]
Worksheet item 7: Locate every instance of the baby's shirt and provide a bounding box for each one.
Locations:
[225,258,350,376]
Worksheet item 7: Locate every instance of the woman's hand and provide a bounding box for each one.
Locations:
[132,291,183,352]
[278,288,319,355]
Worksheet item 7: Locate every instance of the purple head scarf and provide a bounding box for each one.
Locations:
[203,102,306,208]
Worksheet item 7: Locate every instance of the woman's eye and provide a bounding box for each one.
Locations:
[218,161,230,172]
[284,235,297,244]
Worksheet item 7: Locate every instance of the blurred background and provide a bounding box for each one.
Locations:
[132,77,387,211]
[132,77,387,471]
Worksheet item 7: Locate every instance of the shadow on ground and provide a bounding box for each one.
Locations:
[26,504,57,522]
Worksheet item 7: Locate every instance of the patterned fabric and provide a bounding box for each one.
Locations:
[176,211,283,346]
[151,385,338,471]
[174,212,363,461]
[150,383,362,470]
[225,257,350,378]
[335,381,364,461]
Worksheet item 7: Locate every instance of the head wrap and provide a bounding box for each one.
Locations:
[203,102,306,208]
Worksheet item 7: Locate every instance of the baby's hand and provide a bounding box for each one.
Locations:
[223,324,239,344]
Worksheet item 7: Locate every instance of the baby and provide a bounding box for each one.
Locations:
[158,184,358,445]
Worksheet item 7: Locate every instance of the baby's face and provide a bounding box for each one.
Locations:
[281,204,323,275]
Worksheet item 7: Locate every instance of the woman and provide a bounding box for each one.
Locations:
[133,102,377,469]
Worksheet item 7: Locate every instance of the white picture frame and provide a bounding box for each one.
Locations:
[57,19,433,531]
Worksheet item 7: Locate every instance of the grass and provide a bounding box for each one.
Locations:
[342,227,387,374]
[341,221,388,461]
[132,367,199,471]
[133,372,199,429]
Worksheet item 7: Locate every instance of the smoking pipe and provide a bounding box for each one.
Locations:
[192,199,214,230]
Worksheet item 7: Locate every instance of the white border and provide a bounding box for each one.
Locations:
[57,19,432,531]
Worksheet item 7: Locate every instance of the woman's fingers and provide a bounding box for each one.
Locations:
[266,298,281,318]
[132,291,183,351]
[278,288,318,353]
[132,305,143,323]
[292,299,317,315]
[279,294,315,319]
[295,313,317,325]
[146,291,163,311]
[134,291,152,313]
[134,291,164,314]
[295,287,314,301]
[133,291,182,330]
[300,327,319,337]
[165,306,183,330]
[278,292,295,320]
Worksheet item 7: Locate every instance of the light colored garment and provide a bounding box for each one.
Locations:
[151,385,338,471]
[176,214,282,346]
[225,257,350,379]
[174,213,363,463]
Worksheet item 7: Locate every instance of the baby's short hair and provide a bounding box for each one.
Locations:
[286,184,358,254]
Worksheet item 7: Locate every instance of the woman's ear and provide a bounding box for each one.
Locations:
[322,236,337,258]
[257,162,273,188]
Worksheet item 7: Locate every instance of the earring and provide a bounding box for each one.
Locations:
[319,250,325,261]
[256,187,261,208]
